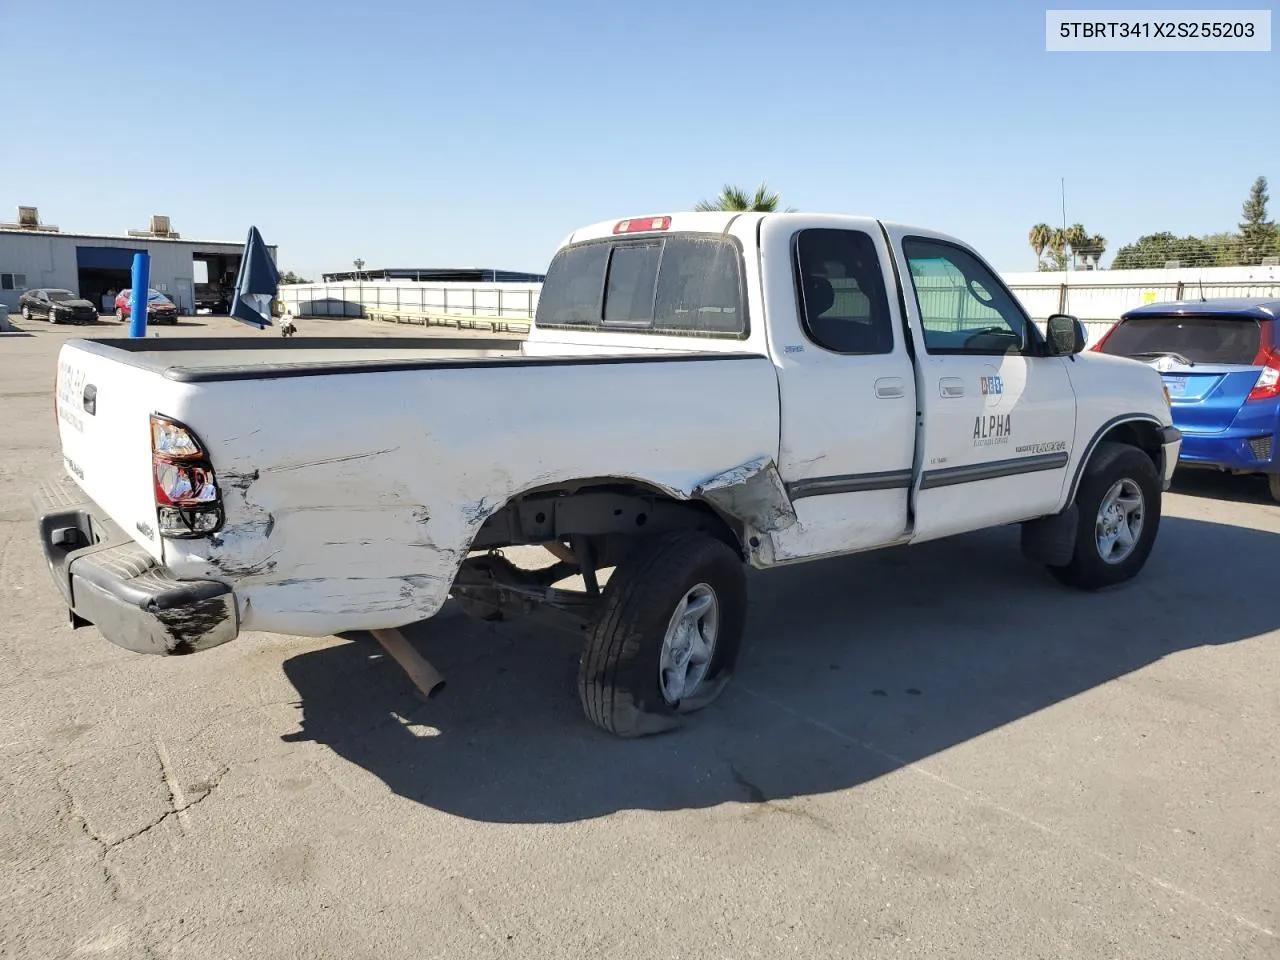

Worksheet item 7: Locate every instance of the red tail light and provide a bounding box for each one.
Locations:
[1090,320,1120,352]
[150,414,223,537]
[1246,324,1280,403]
[1247,349,1280,402]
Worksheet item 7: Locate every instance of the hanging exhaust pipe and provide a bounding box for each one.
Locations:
[369,628,446,699]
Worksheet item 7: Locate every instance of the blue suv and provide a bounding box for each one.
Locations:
[1093,298,1280,502]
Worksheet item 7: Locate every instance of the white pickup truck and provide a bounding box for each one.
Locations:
[37,212,1180,737]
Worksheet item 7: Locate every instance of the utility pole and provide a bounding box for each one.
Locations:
[1061,178,1072,271]
[353,258,365,318]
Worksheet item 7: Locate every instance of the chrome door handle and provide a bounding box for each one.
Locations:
[875,377,905,399]
[940,378,965,398]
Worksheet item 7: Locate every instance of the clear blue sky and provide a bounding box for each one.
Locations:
[5,0,1276,275]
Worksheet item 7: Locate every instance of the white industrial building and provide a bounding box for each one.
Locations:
[0,207,274,315]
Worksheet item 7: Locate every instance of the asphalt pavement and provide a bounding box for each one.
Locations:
[1,313,1277,959]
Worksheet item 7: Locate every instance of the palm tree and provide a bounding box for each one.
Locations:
[1088,234,1107,269]
[695,182,793,212]
[1047,228,1068,270]
[1065,223,1088,269]
[1028,223,1052,268]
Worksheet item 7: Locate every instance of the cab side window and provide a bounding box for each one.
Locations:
[793,229,894,355]
[903,238,1031,355]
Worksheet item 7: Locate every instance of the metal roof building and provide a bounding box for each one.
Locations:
[0,207,274,315]
[320,267,546,283]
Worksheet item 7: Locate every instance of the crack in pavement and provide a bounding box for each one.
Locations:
[55,760,231,857]
[55,774,121,902]
[42,747,231,960]
[104,763,232,853]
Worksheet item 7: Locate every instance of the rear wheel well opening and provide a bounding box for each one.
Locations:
[453,482,747,626]
[468,480,748,565]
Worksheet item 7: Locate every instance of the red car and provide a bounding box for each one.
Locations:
[114,288,180,325]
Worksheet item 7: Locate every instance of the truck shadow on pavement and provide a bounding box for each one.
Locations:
[280,513,1278,824]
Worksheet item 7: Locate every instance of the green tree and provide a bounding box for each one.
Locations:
[1089,234,1107,269]
[695,182,794,212]
[279,270,312,285]
[1110,232,1216,269]
[1072,233,1107,269]
[1028,223,1052,268]
[1239,176,1279,265]
[1201,232,1244,267]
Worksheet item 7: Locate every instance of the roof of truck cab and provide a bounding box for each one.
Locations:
[555,213,936,252]
[1121,298,1280,320]
[561,212,755,247]
[559,212,969,250]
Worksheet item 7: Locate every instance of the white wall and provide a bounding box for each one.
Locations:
[1003,264,1280,343]
[278,279,542,321]
[281,264,1280,347]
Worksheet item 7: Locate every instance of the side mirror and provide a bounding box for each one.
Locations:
[1046,313,1087,356]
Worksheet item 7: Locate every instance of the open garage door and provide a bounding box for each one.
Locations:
[76,246,143,314]
[193,253,238,313]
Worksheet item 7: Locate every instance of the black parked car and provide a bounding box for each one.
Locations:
[18,288,99,324]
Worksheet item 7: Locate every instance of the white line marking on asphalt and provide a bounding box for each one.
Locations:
[155,736,191,834]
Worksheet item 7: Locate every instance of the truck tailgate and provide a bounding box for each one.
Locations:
[53,336,529,562]
[55,341,175,560]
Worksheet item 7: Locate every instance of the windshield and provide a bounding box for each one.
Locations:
[1099,315,1262,365]
[47,291,75,302]
[119,290,171,304]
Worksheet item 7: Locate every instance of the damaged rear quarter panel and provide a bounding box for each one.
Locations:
[159,356,782,635]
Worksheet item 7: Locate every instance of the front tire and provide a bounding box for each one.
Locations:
[578,531,746,738]
[1049,441,1161,590]
[115,307,125,323]
[20,305,31,321]
[1268,473,1280,504]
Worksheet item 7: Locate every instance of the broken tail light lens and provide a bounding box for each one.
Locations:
[155,461,218,504]
[150,414,223,538]
[158,506,221,535]
[152,417,204,458]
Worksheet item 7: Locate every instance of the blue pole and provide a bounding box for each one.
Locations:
[129,253,150,338]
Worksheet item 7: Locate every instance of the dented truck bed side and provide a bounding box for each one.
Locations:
[146,351,782,636]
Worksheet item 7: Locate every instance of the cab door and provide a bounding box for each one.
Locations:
[759,217,918,563]
[882,227,1077,542]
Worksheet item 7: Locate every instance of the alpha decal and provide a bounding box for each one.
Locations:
[1015,440,1068,455]
[973,414,1012,447]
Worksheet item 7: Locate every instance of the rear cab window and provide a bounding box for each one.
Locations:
[536,233,748,338]
[1098,314,1263,365]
